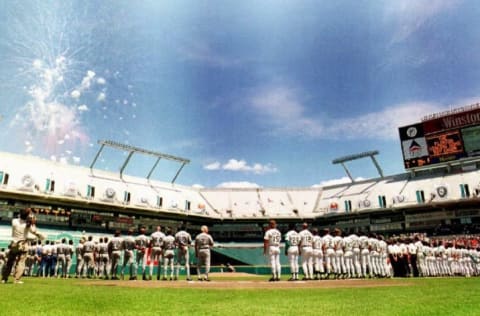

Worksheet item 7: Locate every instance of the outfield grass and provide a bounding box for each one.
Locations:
[1,277,479,316]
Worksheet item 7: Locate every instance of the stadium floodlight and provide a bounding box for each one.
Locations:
[332,150,384,182]
[90,140,190,184]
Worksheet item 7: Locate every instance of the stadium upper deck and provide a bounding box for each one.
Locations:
[0,148,480,239]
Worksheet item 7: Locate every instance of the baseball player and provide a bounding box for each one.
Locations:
[65,239,75,278]
[175,225,193,281]
[322,228,335,278]
[82,236,96,278]
[298,222,314,280]
[122,229,137,280]
[312,228,325,280]
[149,226,165,280]
[263,220,282,281]
[135,226,150,280]
[108,230,123,280]
[333,228,346,278]
[97,237,110,279]
[55,238,68,278]
[75,239,85,278]
[162,228,176,280]
[195,225,214,281]
[284,224,300,281]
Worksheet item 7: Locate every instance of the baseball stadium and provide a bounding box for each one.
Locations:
[2,2,480,315]
[1,105,480,315]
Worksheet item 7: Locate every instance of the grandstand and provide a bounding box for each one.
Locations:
[1,105,480,265]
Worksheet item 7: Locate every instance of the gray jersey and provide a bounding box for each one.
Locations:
[151,231,165,248]
[175,230,192,247]
[109,237,123,251]
[162,235,175,250]
[122,236,135,251]
[195,233,214,250]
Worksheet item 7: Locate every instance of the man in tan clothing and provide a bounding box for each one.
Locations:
[1,208,45,284]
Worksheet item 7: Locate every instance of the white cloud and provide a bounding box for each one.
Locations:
[78,104,89,112]
[248,85,449,140]
[73,156,81,164]
[70,90,81,99]
[192,184,204,189]
[204,161,221,171]
[312,176,365,188]
[216,181,261,189]
[97,77,106,85]
[97,92,106,102]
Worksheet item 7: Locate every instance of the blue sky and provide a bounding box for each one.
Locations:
[0,0,479,188]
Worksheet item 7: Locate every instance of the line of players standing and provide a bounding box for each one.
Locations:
[264,220,480,281]
[2,225,214,281]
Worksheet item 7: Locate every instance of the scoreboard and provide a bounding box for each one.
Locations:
[399,104,480,169]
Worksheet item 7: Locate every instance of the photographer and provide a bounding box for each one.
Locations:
[1,208,45,284]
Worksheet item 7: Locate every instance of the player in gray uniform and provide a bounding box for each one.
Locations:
[149,226,165,280]
[195,225,214,281]
[135,227,150,280]
[175,225,193,281]
[284,224,300,281]
[82,236,96,278]
[65,240,74,278]
[108,230,123,280]
[122,229,136,280]
[97,237,110,279]
[55,238,68,278]
[162,228,176,280]
[263,220,282,281]
[75,239,85,278]
[298,223,314,280]
[25,243,37,276]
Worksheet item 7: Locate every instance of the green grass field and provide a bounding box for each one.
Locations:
[1,276,479,316]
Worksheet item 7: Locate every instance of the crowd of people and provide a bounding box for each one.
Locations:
[0,209,215,284]
[264,220,480,281]
[2,210,480,284]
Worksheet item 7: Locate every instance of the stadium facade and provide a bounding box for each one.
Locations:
[1,105,480,250]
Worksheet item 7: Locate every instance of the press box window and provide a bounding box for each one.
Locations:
[45,178,55,192]
[344,200,352,212]
[0,171,9,185]
[124,191,131,203]
[416,190,425,203]
[378,195,387,208]
[156,196,163,207]
[87,185,96,198]
[460,184,470,198]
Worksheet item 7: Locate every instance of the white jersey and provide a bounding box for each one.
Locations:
[312,235,323,250]
[285,230,300,247]
[298,229,313,248]
[323,234,334,249]
[264,228,281,247]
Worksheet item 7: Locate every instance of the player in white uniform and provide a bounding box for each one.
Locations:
[263,220,282,281]
[312,228,325,280]
[150,226,165,280]
[298,223,314,280]
[97,237,110,279]
[322,228,335,278]
[333,228,346,278]
[284,224,300,281]
[175,226,192,281]
[358,232,369,278]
